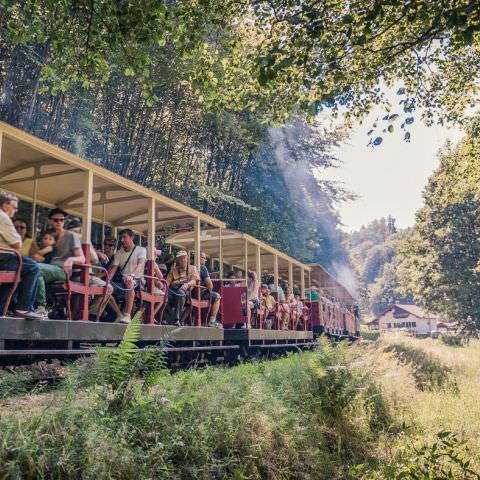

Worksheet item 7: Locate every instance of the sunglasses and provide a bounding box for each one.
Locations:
[51,218,65,222]
[15,225,27,230]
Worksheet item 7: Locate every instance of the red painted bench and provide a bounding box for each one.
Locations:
[0,247,22,316]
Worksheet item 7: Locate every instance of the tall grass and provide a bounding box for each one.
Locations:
[0,338,397,480]
[1,336,479,478]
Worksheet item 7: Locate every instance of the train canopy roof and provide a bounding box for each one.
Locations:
[0,122,225,233]
[309,263,356,305]
[166,228,310,282]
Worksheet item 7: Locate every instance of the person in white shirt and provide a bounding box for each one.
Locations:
[108,228,146,323]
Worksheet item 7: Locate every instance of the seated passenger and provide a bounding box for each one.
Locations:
[13,217,36,257]
[261,284,276,329]
[63,218,115,320]
[287,286,297,328]
[245,271,259,329]
[33,228,56,263]
[108,228,147,324]
[0,192,43,320]
[199,251,222,328]
[36,209,86,315]
[99,237,117,268]
[270,281,289,329]
[295,294,304,323]
[165,250,199,326]
[224,271,237,287]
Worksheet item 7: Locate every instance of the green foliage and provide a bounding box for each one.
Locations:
[353,431,480,479]
[361,330,381,342]
[0,370,34,399]
[71,311,168,412]
[384,343,456,392]
[2,0,480,125]
[398,129,480,333]
[0,343,396,479]
[346,217,412,315]
[440,334,467,348]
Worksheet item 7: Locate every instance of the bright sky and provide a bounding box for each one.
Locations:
[326,108,463,232]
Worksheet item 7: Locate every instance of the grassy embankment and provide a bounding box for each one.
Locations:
[0,331,479,479]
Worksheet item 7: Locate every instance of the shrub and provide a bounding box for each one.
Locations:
[384,343,457,392]
[361,330,381,342]
[351,431,480,479]
[440,334,467,347]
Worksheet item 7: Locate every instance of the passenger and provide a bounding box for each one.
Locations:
[294,294,304,329]
[108,228,147,324]
[0,192,43,319]
[235,270,244,285]
[224,271,237,287]
[34,228,57,263]
[287,286,297,328]
[245,271,260,329]
[261,284,275,329]
[165,250,199,326]
[158,263,168,278]
[35,209,86,316]
[64,218,115,320]
[199,251,222,328]
[99,237,117,268]
[13,218,36,257]
[269,281,289,329]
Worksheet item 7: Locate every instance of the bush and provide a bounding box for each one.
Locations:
[352,431,480,479]
[361,330,381,342]
[440,334,467,347]
[384,343,457,392]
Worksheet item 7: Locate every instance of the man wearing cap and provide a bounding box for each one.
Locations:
[165,250,199,326]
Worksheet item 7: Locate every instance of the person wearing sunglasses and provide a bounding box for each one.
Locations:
[13,217,36,257]
[34,208,85,313]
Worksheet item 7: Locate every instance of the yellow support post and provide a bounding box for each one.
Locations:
[194,216,201,270]
[82,170,93,244]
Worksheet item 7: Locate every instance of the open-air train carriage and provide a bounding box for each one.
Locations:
[165,229,312,330]
[308,263,359,338]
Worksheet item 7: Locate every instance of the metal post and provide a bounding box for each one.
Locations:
[288,262,293,291]
[82,170,93,244]
[244,238,248,280]
[219,227,223,281]
[101,202,106,246]
[147,198,156,261]
[31,179,38,238]
[255,245,261,281]
[300,267,306,299]
[273,254,279,291]
[194,217,201,270]
[308,271,312,301]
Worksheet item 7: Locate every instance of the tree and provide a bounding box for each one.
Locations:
[398,128,480,332]
[2,1,480,124]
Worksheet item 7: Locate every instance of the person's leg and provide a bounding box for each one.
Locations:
[208,292,221,325]
[36,263,66,307]
[0,253,41,313]
[123,276,135,316]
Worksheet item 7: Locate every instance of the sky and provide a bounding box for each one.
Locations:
[325,108,464,232]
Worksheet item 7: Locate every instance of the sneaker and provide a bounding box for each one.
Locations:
[120,313,131,324]
[208,320,223,328]
[14,310,45,321]
[34,306,49,318]
[114,315,124,324]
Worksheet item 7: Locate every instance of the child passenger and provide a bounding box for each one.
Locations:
[34,228,56,263]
